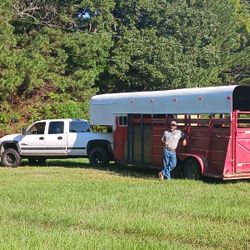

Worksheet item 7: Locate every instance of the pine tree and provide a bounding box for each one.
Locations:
[97,0,250,92]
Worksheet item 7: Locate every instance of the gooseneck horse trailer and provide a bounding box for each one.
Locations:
[90,85,250,180]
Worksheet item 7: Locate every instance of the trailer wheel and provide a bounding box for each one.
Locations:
[1,148,21,168]
[89,147,110,167]
[183,158,201,180]
[171,161,182,178]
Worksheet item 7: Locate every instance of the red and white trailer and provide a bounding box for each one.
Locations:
[90,85,250,180]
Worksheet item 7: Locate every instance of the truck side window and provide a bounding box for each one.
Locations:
[26,122,46,135]
[48,121,64,134]
[69,121,90,133]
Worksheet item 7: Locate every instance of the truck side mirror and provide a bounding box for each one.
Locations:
[22,127,27,135]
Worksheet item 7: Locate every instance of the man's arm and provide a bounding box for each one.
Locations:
[181,131,187,146]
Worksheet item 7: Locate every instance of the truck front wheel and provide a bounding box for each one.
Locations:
[89,147,110,167]
[1,148,21,167]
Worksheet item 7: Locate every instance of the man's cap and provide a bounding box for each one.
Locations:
[170,121,177,126]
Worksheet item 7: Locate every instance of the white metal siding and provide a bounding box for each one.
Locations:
[90,85,236,126]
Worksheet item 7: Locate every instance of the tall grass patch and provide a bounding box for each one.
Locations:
[0,160,249,249]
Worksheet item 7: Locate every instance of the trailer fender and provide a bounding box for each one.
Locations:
[178,153,207,175]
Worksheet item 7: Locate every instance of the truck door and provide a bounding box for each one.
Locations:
[67,120,90,155]
[235,112,250,174]
[44,121,67,155]
[20,122,46,155]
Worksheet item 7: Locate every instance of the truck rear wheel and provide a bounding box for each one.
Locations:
[1,148,21,168]
[183,158,201,180]
[89,147,109,167]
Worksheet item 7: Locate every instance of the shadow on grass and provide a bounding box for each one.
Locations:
[21,159,159,180]
[21,159,250,183]
[202,176,250,184]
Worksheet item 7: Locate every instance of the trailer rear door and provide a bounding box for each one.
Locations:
[235,113,250,174]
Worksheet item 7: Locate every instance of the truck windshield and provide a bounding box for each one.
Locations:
[69,121,90,133]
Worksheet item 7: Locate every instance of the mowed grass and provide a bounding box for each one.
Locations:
[0,159,249,250]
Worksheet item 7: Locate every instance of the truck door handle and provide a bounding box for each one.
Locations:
[39,137,44,140]
[57,136,63,140]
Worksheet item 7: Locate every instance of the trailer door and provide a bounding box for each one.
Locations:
[127,114,152,165]
[235,113,250,174]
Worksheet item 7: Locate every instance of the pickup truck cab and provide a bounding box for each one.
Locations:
[0,119,113,167]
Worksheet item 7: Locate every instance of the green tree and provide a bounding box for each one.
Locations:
[97,0,249,92]
[1,0,116,134]
[12,0,115,98]
[1,0,250,135]
[226,0,250,84]
[0,0,21,101]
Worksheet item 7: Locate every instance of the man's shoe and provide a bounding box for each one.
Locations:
[158,171,164,181]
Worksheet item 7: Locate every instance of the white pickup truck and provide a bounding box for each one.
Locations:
[0,119,113,167]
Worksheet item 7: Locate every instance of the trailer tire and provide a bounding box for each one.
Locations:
[183,158,201,180]
[89,147,110,167]
[1,148,21,168]
[171,162,182,178]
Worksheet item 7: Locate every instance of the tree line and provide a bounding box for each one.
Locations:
[0,0,250,134]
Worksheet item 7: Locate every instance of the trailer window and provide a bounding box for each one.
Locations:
[186,114,210,127]
[185,114,230,128]
[237,114,250,128]
[211,114,230,128]
[118,116,128,127]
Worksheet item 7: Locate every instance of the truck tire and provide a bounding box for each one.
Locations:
[89,147,109,167]
[183,158,201,180]
[1,148,21,168]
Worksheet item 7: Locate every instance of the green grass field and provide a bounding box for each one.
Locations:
[0,159,249,249]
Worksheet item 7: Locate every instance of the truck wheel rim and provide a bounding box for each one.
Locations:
[93,152,103,164]
[6,153,17,165]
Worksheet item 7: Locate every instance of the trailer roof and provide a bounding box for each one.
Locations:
[90,85,250,126]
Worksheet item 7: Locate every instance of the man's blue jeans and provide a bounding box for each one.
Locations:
[162,148,177,180]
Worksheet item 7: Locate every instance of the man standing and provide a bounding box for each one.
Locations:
[159,121,187,181]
